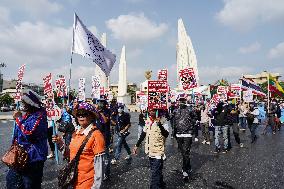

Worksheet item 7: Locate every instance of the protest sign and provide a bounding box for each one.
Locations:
[148,81,168,110]
[55,76,67,97]
[229,84,241,98]
[179,68,197,90]
[14,64,26,101]
[243,90,253,102]
[78,78,86,101]
[91,76,100,99]
[157,69,168,81]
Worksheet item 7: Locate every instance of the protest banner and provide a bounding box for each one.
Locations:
[179,68,197,90]
[91,76,101,99]
[148,81,168,110]
[14,64,26,101]
[157,69,168,81]
[78,78,86,101]
[229,84,241,98]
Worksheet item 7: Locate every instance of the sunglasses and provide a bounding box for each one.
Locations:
[76,113,90,118]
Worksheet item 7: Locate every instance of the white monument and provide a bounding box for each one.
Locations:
[95,33,108,90]
[117,46,131,104]
[177,18,199,90]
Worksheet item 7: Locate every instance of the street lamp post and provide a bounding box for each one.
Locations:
[0,62,7,93]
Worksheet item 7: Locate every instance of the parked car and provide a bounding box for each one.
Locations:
[1,106,11,112]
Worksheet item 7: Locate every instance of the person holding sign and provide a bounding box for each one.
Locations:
[133,108,169,189]
[6,90,48,189]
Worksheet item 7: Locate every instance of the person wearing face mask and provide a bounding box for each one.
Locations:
[246,102,259,143]
[133,108,169,189]
[53,102,105,189]
[111,104,132,165]
[173,98,196,182]
[6,90,48,189]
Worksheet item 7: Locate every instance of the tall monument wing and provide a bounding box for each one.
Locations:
[118,45,127,96]
[177,18,199,90]
[117,45,131,104]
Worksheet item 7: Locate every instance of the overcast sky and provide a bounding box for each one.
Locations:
[1,0,283,96]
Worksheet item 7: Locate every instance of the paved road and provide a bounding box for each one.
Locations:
[0,112,284,189]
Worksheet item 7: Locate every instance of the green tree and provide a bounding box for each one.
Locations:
[0,93,14,106]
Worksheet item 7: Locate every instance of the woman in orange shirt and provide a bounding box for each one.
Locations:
[53,102,105,189]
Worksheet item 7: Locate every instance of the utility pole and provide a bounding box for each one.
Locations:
[0,62,7,94]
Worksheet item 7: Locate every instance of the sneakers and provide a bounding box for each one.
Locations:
[222,149,229,154]
[240,143,244,148]
[201,140,206,144]
[182,170,191,182]
[125,155,132,160]
[214,148,221,154]
[47,153,54,159]
[194,138,199,142]
[111,159,118,165]
[206,141,211,145]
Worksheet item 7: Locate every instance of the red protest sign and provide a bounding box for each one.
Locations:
[179,68,197,90]
[157,69,168,81]
[228,84,241,98]
[55,76,67,97]
[148,81,168,110]
[43,73,54,100]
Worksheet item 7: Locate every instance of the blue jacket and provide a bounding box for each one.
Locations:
[14,108,48,163]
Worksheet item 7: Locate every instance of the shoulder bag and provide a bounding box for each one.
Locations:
[58,128,96,189]
[1,142,28,170]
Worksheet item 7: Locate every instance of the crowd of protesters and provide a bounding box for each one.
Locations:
[5,89,283,189]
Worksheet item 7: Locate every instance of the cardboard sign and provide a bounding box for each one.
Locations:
[78,78,86,101]
[14,64,26,101]
[148,81,168,110]
[243,90,253,102]
[179,68,197,90]
[157,69,168,81]
[229,84,241,98]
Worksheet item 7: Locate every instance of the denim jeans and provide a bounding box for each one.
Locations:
[176,137,192,174]
[149,157,164,189]
[114,133,131,160]
[248,123,258,141]
[6,161,44,189]
[239,117,247,129]
[214,125,229,149]
[138,124,144,140]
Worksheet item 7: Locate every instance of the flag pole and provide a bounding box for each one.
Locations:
[267,72,270,114]
[68,52,73,105]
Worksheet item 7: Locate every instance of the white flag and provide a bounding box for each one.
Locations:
[72,13,116,76]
